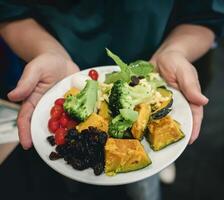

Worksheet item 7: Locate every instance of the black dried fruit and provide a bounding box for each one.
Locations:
[93,162,104,176]
[49,152,62,160]
[48,127,108,175]
[66,128,79,141]
[70,158,87,170]
[47,135,55,146]
[98,133,108,145]
[56,144,68,156]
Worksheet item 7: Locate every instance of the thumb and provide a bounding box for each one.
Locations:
[177,62,208,106]
[8,64,41,102]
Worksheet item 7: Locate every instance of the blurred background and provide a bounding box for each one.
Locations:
[0,36,224,200]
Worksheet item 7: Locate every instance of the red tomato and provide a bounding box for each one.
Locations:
[88,69,98,80]
[54,98,65,106]
[55,128,67,145]
[66,120,78,130]
[50,105,63,119]
[62,112,69,118]
[48,118,60,133]
[59,115,70,128]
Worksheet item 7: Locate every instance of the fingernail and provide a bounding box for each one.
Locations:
[188,140,193,145]
[202,95,209,104]
[7,90,16,99]
[23,146,30,150]
[22,143,32,150]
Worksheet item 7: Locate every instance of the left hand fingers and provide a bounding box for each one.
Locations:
[175,60,208,106]
[189,104,203,144]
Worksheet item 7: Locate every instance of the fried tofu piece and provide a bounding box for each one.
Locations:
[147,116,184,151]
[105,138,151,176]
[76,113,109,133]
[131,103,151,140]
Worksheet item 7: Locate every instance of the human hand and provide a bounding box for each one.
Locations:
[150,51,209,144]
[8,52,79,149]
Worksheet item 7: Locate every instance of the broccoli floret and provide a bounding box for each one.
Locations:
[63,80,98,121]
[109,80,152,116]
[108,109,138,138]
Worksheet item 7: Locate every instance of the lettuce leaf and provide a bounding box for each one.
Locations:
[105,49,131,83]
[105,49,155,84]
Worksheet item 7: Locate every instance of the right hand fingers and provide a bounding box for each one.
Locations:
[17,100,35,149]
[8,62,41,102]
[7,62,41,149]
[17,88,43,149]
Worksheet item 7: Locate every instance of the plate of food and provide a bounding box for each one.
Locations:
[31,49,192,185]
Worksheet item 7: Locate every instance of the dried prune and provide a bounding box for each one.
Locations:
[47,135,55,146]
[49,127,108,175]
[98,133,108,145]
[49,152,62,160]
[70,158,87,170]
[56,144,68,156]
[93,162,104,175]
[66,128,79,141]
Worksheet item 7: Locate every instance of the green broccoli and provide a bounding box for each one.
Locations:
[108,109,138,138]
[63,80,98,121]
[109,80,152,116]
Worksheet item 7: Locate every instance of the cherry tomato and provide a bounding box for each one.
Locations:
[48,118,60,133]
[50,105,63,119]
[88,69,98,80]
[62,112,69,117]
[59,115,70,128]
[55,128,67,145]
[66,120,78,130]
[54,98,65,106]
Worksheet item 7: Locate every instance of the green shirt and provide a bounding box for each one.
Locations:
[0,0,224,69]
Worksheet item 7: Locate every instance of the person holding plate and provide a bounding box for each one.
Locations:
[0,0,224,200]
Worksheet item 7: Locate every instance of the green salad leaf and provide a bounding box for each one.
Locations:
[105,49,155,84]
[129,60,154,76]
[105,49,131,83]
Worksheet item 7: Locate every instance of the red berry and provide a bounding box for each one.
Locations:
[48,118,60,133]
[88,69,98,80]
[55,128,67,145]
[59,115,69,128]
[54,98,65,106]
[50,105,63,119]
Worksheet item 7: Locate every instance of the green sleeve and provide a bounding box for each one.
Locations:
[0,0,32,22]
[169,0,224,38]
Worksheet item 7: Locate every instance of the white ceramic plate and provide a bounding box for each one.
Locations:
[31,66,192,186]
